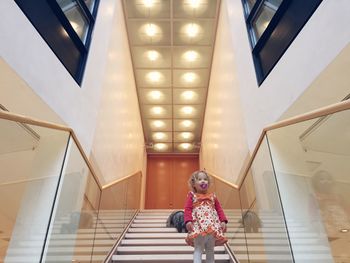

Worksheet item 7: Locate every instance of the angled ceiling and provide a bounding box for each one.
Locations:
[123,0,220,153]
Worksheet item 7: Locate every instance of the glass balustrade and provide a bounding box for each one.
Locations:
[0,118,70,262]
[235,136,294,263]
[0,114,142,262]
[210,176,242,261]
[266,108,350,263]
[2,104,348,263]
[42,136,102,263]
[96,172,142,261]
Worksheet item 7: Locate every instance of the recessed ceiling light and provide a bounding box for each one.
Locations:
[153,132,166,140]
[189,0,201,8]
[154,143,167,151]
[153,120,165,128]
[181,90,197,101]
[143,0,155,7]
[147,71,162,82]
[145,23,157,37]
[181,120,193,128]
[147,50,160,61]
[179,143,193,150]
[181,106,194,115]
[340,229,349,233]
[183,50,198,62]
[183,72,197,83]
[181,132,193,140]
[151,106,164,115]
[148,90,163,101]
[185,23,200,38]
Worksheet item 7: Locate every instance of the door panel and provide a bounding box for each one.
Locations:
[172,157,197,208]
[146,155,199,209]
[146,157,172,208]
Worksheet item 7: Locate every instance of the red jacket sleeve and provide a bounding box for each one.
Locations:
[214,195,228,223]
[184,192,193,224]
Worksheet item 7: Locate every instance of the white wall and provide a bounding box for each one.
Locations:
[225,0,350,150]
[200,0,250,183]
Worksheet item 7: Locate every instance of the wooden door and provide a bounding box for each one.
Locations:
[146,155,199,209]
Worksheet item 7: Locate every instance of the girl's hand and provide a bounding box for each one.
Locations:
[186,222,194,232]
[221,222,227,233]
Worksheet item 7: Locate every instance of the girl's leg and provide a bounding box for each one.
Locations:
[193,236,205,263]
[204,235,215,263]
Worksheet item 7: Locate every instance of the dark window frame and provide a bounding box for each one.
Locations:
[14,0,100,85]
[241,0,323,86]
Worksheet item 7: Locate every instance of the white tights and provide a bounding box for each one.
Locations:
[193,235,215,263]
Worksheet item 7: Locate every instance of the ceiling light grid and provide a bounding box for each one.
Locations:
[123,0,220,153]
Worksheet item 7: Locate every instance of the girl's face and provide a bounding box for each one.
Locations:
[194,172,209,193]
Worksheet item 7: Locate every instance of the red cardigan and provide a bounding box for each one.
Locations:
[184,192,228,224]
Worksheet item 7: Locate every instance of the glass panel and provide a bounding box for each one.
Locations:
[237,136,294,263]
[0,118,70,262]
[84,0,96,12]
[96,172,142,260]
[56,0,89,43]
[251,0,282,44]
[210,177,242,260]
[98,180,128,254]
[267,109,350,262]
[246,0,257,13]
[43,136,102,262]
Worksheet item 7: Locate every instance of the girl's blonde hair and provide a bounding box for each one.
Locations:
[188,170,211,192]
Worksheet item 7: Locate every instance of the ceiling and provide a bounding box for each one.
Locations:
[122,0,221,153]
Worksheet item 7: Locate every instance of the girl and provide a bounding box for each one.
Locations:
[184,170,228,263]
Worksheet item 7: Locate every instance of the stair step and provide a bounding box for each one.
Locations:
[125,233,186,239]
[128,228,178,233]
[236,253,333,261]
[112,253,230,262]
[131,223,167,228]
[121,239,186,246]
[133,219,166,223]
[231,245,330,253]
[4,255,106,262]
[117,246,225,254]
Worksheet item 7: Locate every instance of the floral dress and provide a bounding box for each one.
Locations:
[184,192,228,247]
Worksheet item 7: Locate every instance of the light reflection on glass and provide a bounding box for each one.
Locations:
[251,0,282,44]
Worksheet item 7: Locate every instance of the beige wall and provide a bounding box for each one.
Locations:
[89,0,145,184]
[200,0,250,183]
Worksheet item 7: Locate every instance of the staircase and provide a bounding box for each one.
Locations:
[3,209,335,262]
[111,210,233,262]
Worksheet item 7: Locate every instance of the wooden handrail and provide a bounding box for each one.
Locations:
[102,171,142,190]
[0,110,143,191]
[2,99,349,191]
[0,110,71,132]
[264,99,350,132]
[236,99,350,189]
[69,132,103,189]
[208,171,239,189]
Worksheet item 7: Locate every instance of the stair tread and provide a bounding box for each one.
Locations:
[117,246,225,252]
[121,239,186,245]
[112,254,230,260]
